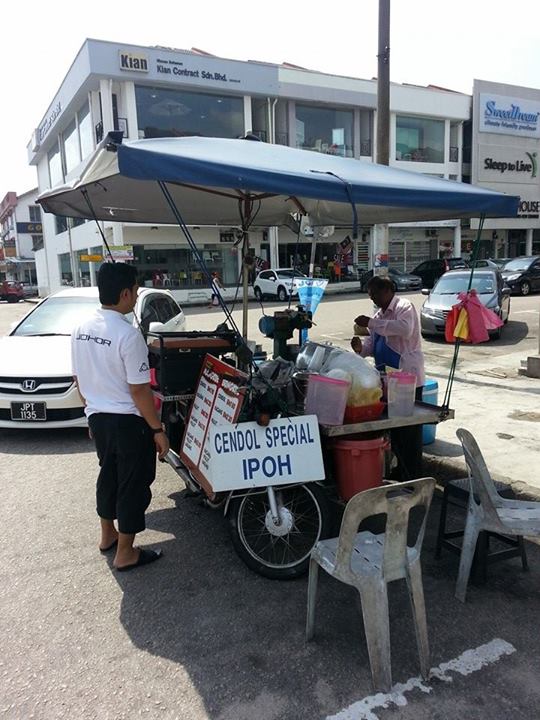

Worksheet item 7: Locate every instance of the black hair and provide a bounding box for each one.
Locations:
[366,275,394,294]
[98,262,138,305]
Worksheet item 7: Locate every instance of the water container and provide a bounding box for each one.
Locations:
[305,374,350,425]
[422,378,439,445]
[331,436,388,500]
[387,371,416,418]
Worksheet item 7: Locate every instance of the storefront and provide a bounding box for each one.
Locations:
[470,80,540,257]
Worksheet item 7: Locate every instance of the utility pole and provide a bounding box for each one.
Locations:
[373,0,391,277]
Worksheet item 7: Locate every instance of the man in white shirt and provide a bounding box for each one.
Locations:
[72,263,169,571]
[351,275,426,480]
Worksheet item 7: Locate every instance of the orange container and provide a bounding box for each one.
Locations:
[343,401,385,424]
[331,436,387,501]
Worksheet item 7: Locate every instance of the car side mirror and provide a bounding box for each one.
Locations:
[148,321,166,333]
[421,288,430,296]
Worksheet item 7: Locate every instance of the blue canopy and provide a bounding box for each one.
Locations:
[39,135,519,227]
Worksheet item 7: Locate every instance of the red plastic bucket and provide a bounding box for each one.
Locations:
[331,436,388,501]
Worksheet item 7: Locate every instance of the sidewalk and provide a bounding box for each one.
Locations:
[422,348,540,501]
[167,279,361,307]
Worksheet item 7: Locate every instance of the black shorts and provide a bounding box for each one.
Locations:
[88,413,157,534]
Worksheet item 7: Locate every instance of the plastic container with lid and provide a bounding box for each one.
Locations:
[305,374,351,425]
[387,371,416,418]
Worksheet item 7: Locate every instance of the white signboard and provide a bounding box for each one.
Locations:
[478,145,538,184]
[479,93,540,138]
[207,416,324,491]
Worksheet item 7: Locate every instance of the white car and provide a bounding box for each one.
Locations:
[253,268,308,301]
[0,286,186,429]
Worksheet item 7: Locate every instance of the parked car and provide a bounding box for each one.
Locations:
[411,257,469,289]
[359,267,422,292]
[470,259,500,269]
[0,286,186,429]
[488,257,511,269]
[0,280,24,303]
[253,268,308,301]
[500,256,540,296]
[420,269,510,340]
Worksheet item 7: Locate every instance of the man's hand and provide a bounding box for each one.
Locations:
[154,432,170,460]
[354,314,372,328]
[351,336,363,354]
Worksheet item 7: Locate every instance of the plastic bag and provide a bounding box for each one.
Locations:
[322,348,382,406]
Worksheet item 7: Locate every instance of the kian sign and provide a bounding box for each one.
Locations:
[207,416,324,492]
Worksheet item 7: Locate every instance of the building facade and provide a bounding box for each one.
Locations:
[0,190,40,284]
[467,79,540,260]
[28,39,504,296]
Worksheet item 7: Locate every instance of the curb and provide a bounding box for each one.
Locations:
[423,452,540,502]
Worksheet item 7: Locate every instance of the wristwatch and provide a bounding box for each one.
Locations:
[150,426,165,435]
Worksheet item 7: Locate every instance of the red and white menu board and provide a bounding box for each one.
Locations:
[180,354,247,495]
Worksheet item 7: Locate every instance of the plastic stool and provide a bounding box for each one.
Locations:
[435,477,528,582]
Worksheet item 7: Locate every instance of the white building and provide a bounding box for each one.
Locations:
[29,39,482,295]
[0,189,40,284]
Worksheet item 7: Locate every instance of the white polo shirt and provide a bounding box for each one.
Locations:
[71,308,150,418]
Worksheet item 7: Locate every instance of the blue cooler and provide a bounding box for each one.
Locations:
[422,379,439,445]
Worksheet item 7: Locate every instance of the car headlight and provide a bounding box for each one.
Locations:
[421,306,438,318]
[505,274,520,281]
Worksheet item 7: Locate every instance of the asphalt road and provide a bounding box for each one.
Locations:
[1,296,539,720]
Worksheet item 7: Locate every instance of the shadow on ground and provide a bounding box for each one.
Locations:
[110,489,540,720]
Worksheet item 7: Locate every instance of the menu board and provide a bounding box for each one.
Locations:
[180,354,247,495]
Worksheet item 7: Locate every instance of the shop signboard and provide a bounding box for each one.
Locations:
[208,416,324,492]
[80,254,103,263]
[16,222,43,234]
[479,93,540,139]
[106,245,134,261]
[180,355,247,494]
[478,145,538,184]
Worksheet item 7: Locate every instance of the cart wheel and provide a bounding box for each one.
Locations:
[229,483,331,579]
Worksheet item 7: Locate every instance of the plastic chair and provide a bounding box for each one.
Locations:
[306,477,435,692]
[455,428,540,602]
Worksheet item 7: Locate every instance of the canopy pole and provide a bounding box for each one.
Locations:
[242,228,250,341]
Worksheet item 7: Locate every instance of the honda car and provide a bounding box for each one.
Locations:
[0,287,185,429]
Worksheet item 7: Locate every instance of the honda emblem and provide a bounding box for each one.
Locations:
[21,379,37,392]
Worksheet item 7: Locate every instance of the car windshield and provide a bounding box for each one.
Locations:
[388,268,403,275]
[504,258,533,272]
[12,296,101,336]
[433,274,495,295]
[277,270,306,278]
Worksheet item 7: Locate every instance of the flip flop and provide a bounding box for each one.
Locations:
[115,548,163,572]
[99,539,118,554]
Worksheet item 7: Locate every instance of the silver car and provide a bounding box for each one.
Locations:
[420,269,511,340]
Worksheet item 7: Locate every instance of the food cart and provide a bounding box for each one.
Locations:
[38,133,519,579]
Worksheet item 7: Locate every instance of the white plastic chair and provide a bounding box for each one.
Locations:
[455,428,540,602]
[306,477,435,692]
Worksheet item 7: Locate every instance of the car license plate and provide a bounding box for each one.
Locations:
[10,401,47,421]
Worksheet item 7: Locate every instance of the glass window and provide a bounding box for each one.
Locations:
[396,116,444,163]
[13,295,99,336]
[78,102,94,159]
[29,206,41,223]
[48,142,63,187]
[295,104,353,157]
[63,119,80,174]
[55,216,68,235]
[135,86,244,139]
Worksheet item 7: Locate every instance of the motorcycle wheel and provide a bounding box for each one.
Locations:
[229,483,332,579]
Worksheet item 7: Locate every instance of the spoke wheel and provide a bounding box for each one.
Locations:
[520,280,531,296]
[277,286,288,301]
[229,483,331,579]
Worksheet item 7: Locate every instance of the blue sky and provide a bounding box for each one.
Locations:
[1,0,539,196]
